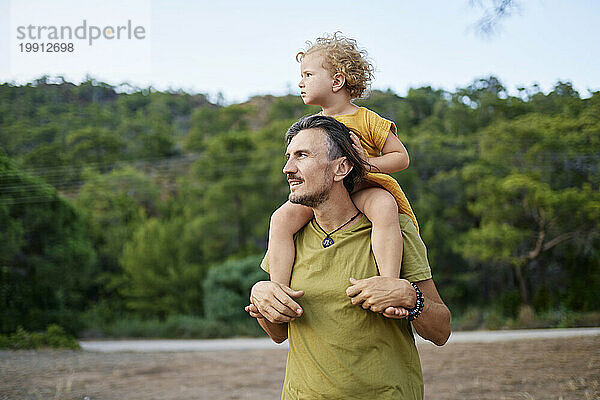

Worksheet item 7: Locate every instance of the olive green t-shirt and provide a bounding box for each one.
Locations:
[261,214,432,399]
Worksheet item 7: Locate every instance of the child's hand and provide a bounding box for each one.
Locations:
[244,303,264,319]
[349,131,370,168]
[382,306,409,319]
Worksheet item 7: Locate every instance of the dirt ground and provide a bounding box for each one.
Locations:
[1,335,598,400]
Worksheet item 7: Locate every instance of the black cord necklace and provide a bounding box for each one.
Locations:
[314,211,362,248]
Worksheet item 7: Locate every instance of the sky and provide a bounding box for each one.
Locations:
[1,0,599,103]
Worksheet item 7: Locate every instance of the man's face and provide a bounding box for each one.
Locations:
[298,52,333,106]
[283,128,335,207]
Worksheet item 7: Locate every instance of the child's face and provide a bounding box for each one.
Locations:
[299,52,334,106]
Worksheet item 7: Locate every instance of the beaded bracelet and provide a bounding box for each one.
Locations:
[407,282,424,321]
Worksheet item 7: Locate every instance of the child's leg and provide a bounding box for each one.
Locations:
[352,187,403,278]
[268,201,314,286]
[352,188,408,318]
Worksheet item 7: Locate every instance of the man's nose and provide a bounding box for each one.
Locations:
[283,158,296,174]
[298,79,304,88]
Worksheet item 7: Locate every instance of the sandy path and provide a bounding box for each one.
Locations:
[78,327,600,352]
[1,335,599,400]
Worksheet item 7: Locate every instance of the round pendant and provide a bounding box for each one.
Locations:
[322,237,334,248]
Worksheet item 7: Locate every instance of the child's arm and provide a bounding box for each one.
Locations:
[350,131,409,174]
[268,201,314,286]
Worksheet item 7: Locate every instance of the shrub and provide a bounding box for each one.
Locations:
[44,324,81,349]
[203,254,269,322]
[102,314,264,339]
[483,311,505,330]
[452,309,482,331]
[0,325,80,350]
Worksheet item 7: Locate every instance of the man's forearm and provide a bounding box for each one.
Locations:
[249,280,303,344]
[412,280,451,346]
[346,276,451,345]
[258,318,289,344]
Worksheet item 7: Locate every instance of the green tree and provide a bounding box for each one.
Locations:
[186,125,285,262]
[0,153,97,334]
[66,126,124,169]
[119,218,205,319]
[73,167,161,317]
[184,103,254,151]
[459,112,600,310]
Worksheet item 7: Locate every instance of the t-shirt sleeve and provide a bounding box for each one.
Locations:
[398,215,432,282]
[365,109,398,152]
[260,252,270,274]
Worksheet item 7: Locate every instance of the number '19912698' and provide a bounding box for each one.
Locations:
[19,42,74,52]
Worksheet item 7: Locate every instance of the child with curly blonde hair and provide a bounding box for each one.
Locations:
[268,33,419,317]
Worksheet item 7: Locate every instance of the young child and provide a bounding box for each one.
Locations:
[268,33,419,317]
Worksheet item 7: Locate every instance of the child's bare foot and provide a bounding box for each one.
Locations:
[382,306,409,319]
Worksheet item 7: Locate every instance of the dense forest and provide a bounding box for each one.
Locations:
[1,76,598,337]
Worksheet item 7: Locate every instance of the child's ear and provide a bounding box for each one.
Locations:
[332,73,346,93]
[333,157,353,182]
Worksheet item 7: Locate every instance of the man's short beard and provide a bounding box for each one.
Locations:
[288,168,334,208]
[289,189,330,208]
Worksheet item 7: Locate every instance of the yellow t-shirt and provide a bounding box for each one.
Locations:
[333,107,419,230]
[261,214,431,399]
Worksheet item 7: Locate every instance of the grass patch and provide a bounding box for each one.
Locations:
[451,308,600,331]
[0,325,80,350]
[101,315,265,339]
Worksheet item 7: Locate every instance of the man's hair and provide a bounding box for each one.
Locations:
[296,32,374,100]
[285,115,368,193]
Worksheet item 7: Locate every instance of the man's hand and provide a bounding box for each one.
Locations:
[346,276,416,313]
[250,281,304,324]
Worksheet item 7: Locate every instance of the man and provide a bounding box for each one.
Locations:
[247,115,451,399]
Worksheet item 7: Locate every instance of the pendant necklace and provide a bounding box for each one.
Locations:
[314,211,361,248]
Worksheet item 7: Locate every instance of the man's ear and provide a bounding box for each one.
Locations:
[333,157,353,182]
[332,73,346,93]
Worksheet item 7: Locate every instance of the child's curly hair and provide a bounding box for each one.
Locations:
[296,32,374,100]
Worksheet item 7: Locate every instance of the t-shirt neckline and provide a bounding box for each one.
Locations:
[311,214,368,237]
[320,106,363,118]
